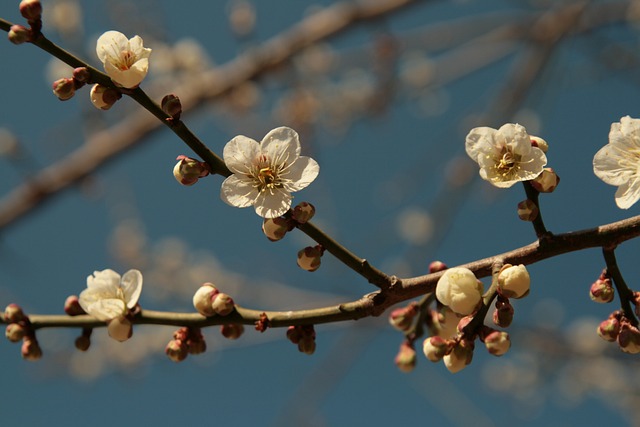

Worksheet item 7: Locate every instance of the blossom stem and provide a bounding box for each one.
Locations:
[602,247,638,327]
[522,181,549,239]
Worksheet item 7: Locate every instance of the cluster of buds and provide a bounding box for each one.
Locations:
[597,311,640,353]
[422,333,474,374]
[388,302,419,332]
[165,327,207,362]
[297,245,324,272]
[8,0,42,44]
[261,202,315,242]
[192,283,235,317]
[286,324,316,355]
[4,304,41,361]
[51,67,95,102]
[590,269,614,303]
[173,155,211,186]
[394,341,417,373]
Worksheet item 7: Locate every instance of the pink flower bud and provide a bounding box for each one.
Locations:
[186,328,206,355]
[429,260,447,273]
[161,94,182,119]
[4,304,26,323]
[52,78,75,101]
[395,341,417,373]
[165,339,188,362]
[19,0,42,21]
[589,278,614,303]
[5,323,27,342]
[493,298,514,328]
[291,202,315,224]
[72,67,91,83]
[422,335,450,362]
[21,337,42,361]
[388,302,418,332]
[8,25,30,44]
[173,155,210,186]
[443,339,474,373]
[64,295,86,316]
[262,216,294,241]
[497,264,530,299]
[597,317,620,342]
[221,323,245,340]
[530,168,559,193]
[618,323,640,354]
[211,292,235,316]
[456,315,474,335]
[297,245,324,272]
[90,84,121,110]
[517,199,539,221]
[483,330,511,356]
[193,283,218,317]
[107,316,133,342]
[530,136,548,152]
[286,325,316,354]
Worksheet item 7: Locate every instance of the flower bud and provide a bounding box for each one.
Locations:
[21,337,42,361]
[298,336,316,355]
[517,199,539,222]
[72,67,91,83]
[618,323,640,354]
[161,94,182,119]
[211,292,235,316]
[422,335,450,362]
[497,264,530,299]
[64,295,86,316]
[262,216,294,241]
[221,323,245,340]
[429,260,447,273]
[186,328,206,355]
[443,339,474,373]
[388,302,418,332]
[89,84,120,110]
[297,245,324,272]
[435,267,483,316]
[530,168,559,193]
[597,316,620,342]
[20,0,42,21]
[75,331,91,351]
[193,283,218,317]
[291,202,315,224]
[173,155,210,186]
[5,323,27,342]
[483,330,511,356]
[107,316,133,342]
[4,303,26,323]
[493,298,514,328]
[8,25,30,44]
[286,325,316,354]
[395,341,417,373]
[530,136,548,153]
[590,277,614,303]
[52,78,75,101]
[165,339,188,362]
[634,292,640,318]
[456,315,473,335]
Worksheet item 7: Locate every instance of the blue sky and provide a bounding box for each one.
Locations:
[1,1,640,426]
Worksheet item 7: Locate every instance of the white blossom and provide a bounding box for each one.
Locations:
[220,126,319,218]
[435,267,483,316]
[78,269,143,321]
[497,264,530,299]
[96,30,151,88]
[465,123,547,188]
[593,116,640,209]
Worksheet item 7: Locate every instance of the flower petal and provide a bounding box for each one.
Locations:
[223,135,260,174]
[614,178,640,209]
[87,269,121,291]
[282,156,319,192]
[253,188,292,218]
[96,31,128,64]
[465,127,496,162]
[261,127,301,167]
[86,298,127,321]
[121,269,143,308]
[594,144,634,186]
[220,175,259,208]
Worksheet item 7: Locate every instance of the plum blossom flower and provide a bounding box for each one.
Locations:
[78,269,143,321]
[593,116,640,209]
[220,126,319,218]
[435,267,483,316]
[465,123,547,188]
[96,31,151,88]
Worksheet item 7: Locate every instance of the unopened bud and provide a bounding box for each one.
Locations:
[388,302,418,332]
[297,245,324,272]
[186,329,206,355]
[422,335,450,362]
[161,94,182,119]
[52,78,75,101]
[395,341,417,373]
[211,292,235,316]
[286,324,316,355]
[493,298,514,328]
[64,295,85,316]
[262,216,293,241]
[517,199,539,221]
[429,260,447,273]
[443,339,474,373]
[75,332,91,352]
[291,202,315,224]
[590,277,614,303]
[597,317,621,342]
[8,25,30,44]
[4,304,26,323]
[497,264,530,299]
[530,136,548,153]
[193,283,218,317]
[618,323,640,354]
[530,168,559,193]
[107,316,133,342]
[634,292,640,318]
[21,337,42,361]
[5,323,27,342]
[19,0,42,21]
[483,330,511,356]
[165,339,188,362]
[221,323,245,340]
[90,84,120,110]
[72,67,91,83]
[173,155,210,186]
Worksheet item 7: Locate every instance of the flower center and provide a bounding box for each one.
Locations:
[117,50,135,70]
[496,150,518,177]
[258,167,277,187]
[251,154,288,193]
